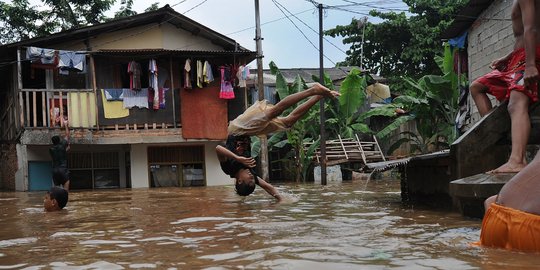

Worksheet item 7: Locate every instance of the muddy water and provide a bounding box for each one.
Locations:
[0,178,539,269]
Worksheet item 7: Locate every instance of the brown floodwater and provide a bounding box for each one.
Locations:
[0,178,539,269]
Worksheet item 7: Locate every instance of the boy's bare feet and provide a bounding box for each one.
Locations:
[312,83,341,99]
[486,161,527,174]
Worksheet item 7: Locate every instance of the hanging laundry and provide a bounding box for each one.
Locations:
[242,65,250,81]
[147,88,168,109]
[123,88,149,109]
[184,59,192,89]
[101,89,129,119]
[68,92,96,128]
[104,89,124,101]
[237,65,247,88]
[26,47,58,69]
[26,47,56,64]
[148,59,160,109]
[196,60,203,88]
[58,50,86,75]
[128,61,142,91]
[203,60,214,83]
[219,66,235,99]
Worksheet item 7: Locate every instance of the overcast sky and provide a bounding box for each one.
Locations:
[114,0,408,69]
[16,0,408,68]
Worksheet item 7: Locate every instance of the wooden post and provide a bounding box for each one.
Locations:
[89,55,99,129]
[16,48,24,129]
[169,57,177,128]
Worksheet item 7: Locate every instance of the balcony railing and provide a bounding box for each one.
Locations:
[17,88,179,131]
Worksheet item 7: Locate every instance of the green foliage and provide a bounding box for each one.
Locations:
[114,0,139,19]
[359,51,464,155]
[0,0,157,44]
[325,0,468,92]
[324,69,373,139]
[0,0,51,44]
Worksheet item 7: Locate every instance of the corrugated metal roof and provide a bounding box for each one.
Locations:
[246,66,384,85]
[92,48,256,57]
[440,0,494,39]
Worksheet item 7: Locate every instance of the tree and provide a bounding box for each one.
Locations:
[0,0,49,44]
[325,0,467,90]
[0,0,155,45]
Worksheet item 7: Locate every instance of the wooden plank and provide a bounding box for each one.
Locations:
[169,57,177,128]
[32,91,37,127]
[59,91,64,127]
[25,91,30,127]
[42,92,46,127]
[89,55,99,129]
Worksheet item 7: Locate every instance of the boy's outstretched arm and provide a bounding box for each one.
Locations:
[215,145,256,168]
[61,117,70,151]
[257,177,282,201]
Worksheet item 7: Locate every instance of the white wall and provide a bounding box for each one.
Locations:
[15,144,27,191]
[205,141,232,186]
[130,144,149,188]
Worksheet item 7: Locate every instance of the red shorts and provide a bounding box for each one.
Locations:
[475,46,540,102]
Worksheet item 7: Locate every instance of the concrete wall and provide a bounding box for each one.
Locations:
[161,23,223,51]
[205,141,231,186]
[131,144,149,188]
[56,23,223,51]
[466,0,513,125]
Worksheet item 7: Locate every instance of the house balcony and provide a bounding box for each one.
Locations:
[14,88,188,146]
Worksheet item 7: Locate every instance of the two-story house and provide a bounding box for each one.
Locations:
[0,5,256,191]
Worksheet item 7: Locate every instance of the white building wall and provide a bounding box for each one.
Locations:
[15,144,27,191]
[131,144,149,188]
[466,0,513,125]
[205,141,232,186]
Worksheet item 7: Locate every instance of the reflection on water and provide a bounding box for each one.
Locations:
[1,178,540,269]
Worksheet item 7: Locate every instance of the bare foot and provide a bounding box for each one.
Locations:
[312,83,340,99]
[486,161,527,174]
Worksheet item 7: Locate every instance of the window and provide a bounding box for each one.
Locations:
[148,145,205,187]
[68,151,120,189]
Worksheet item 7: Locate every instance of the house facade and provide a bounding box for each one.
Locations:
[0,5,256,191]
[442,0,513,130]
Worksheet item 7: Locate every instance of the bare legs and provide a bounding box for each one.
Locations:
[264,83,339,127]
[470,81,493,116]
[471,81,530,174]
[489,91,529,173]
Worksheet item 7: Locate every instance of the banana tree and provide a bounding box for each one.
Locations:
[321,68,373,139]
[359,55,460,155]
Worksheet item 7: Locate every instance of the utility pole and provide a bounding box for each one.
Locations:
[318,4,327,185]
[254,0,269,181]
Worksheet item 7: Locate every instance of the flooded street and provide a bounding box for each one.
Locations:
[1,178,539,269]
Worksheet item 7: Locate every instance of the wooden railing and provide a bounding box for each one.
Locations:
[16,88,179,131]
[18,89,93,129]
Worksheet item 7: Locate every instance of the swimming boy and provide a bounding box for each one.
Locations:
[43,186,69,212]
